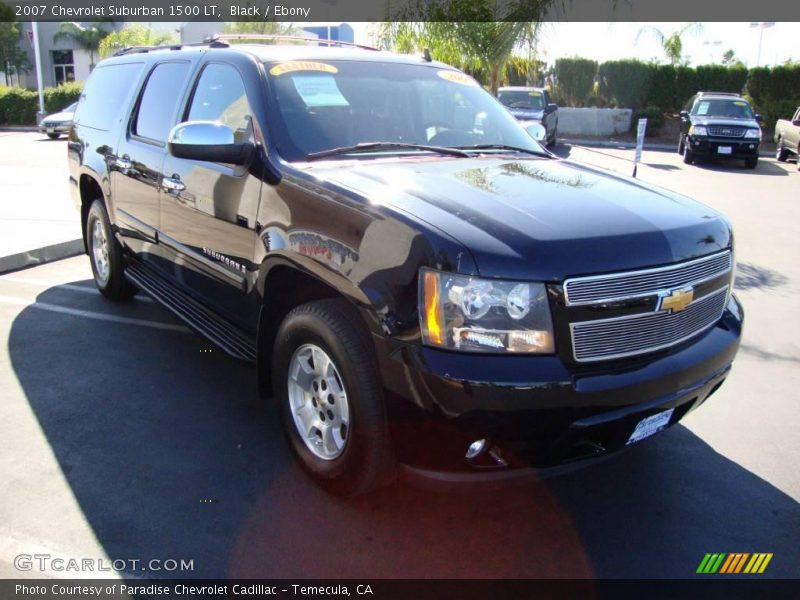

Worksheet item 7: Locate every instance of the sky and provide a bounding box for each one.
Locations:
[347,22,800,67]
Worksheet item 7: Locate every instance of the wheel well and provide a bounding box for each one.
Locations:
[257,266,350,398]
[78,175,104,252]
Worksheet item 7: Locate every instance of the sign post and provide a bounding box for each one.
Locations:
[632,118,647,178]
[31,23,46,124]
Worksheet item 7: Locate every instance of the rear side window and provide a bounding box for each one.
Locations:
[134,61,191,143]
[187,63,252,136]
[75,62,144,131]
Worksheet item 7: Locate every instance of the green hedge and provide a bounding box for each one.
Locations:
[597,60,652,110]
[746,65,800,127]
[0,82,83,125]
[553,57,597,106]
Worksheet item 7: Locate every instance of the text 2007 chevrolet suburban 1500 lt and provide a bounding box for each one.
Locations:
[67,38,743,495]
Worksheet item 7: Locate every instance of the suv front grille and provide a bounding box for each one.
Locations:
[707,126,745,137]
[564,251,732,363]
[564,251,732,306]
[571,288,728,363]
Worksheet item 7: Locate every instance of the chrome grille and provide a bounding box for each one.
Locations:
[571,288,728,363]
[564,251,731,306]
[707,126,745,138]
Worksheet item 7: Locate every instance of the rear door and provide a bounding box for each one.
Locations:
[111,60,194,263]
[159,60,263,329]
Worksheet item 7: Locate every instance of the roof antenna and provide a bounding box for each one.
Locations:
[422,48,432,62]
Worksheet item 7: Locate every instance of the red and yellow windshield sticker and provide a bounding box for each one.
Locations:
[270,61,338,76]
[437,70,479,87]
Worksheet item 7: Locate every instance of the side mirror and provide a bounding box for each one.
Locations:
[754,113,763,123]
[546,103,558,112]
[167,121,253,165]
[679,110,689,119]
[793,120,800,127]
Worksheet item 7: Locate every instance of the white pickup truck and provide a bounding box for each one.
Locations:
[774,106,800,169]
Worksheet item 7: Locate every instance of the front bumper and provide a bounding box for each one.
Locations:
[39,123,71,134]
[687,135,759,158]
[378,296,743,473]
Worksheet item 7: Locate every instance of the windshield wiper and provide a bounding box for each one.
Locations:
[456,144,553,158]
[307,142,469,161]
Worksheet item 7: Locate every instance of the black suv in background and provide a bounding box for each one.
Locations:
[679,92,763,168]
[497,86,558,146]
[68,39,742,495]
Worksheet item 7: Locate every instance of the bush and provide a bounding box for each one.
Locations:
[0,82,83,125]
[746,64,800,127]
[553,57,597,106]
[695,65,747,95]
[597,60,651,109]
[646,64,677,112]
[634,106,665,137]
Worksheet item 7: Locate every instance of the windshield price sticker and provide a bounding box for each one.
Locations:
[437,70,480,87]
[270,62,338,76]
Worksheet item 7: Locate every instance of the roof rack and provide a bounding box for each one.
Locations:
[697,91,742,97]
[210,34,379,51]
[112,39,227,57]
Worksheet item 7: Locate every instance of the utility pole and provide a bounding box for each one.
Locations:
[749,22,776,67]
[31,22,45,124]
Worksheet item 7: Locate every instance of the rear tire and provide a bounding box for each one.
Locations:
[677,134,685,155]
[86,199,137,301]
[745,156,758,169]
[775,138,789,162]
[273,298,395,496]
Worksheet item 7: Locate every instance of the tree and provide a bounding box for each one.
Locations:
[98,25,177,58]
[636,23,703,66]
[379,0,553,95]
[53,22,111,70]
[0,6,31,86]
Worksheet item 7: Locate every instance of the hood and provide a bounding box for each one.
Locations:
[42,110,74,123]
[510,108,544,121]
[692,117,760,129]
[307,156,731,281]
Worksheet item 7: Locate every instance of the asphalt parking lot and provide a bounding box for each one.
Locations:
[0,133,798,579]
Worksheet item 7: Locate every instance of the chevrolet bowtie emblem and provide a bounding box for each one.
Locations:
[659,287,694,313]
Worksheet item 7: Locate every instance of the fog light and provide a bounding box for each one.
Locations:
[466,439,487,459]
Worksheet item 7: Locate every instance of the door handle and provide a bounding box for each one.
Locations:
[115,155,132,170]
[162,176,186,192]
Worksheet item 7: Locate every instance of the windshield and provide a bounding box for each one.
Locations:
[497,90,545,110]
[691,99,754,119]
[264,60,542,161]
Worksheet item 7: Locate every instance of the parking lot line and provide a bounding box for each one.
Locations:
[0,275,154,301]
[0,295,190,333]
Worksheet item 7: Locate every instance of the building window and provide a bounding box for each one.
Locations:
[52,50,75,85]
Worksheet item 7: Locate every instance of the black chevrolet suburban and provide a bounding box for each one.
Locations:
[67,38,743,495]
[679,91,763,168]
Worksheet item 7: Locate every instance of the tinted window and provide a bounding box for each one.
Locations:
[187,63,252,137]
[692,99,754,119]
[74,62,144,131]
[134,62,191,143]
[497,90,545,110]
[265,61,541,161]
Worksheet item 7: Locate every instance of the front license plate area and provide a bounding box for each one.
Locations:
[46,127,54,134]
[717,146,732,155]
[626,408,674,445]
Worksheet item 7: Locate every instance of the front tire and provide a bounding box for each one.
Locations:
[775,138,789,161]
[745,156,758,169]
[86,199,137,301]
[682,139,694,164]
[678,134,685,155]
[46,133,60,140]
[273,299,395,496]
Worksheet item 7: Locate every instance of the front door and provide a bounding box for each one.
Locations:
[160,61,263,330]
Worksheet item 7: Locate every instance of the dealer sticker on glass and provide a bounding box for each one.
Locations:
[626,408,674,445]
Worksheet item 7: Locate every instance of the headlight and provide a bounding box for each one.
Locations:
[419,268,555,354]
[689,125,708,136]
[744,128,761,140]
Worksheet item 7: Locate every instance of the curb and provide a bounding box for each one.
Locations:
[0,126,39,133]
[0,239,84,275]
[560,138,774,157]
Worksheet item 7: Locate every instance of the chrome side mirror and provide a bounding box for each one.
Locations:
[167,121,254,165]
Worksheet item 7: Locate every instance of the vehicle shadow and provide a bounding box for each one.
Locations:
[691,158,788,176]
[735,262,790,291]
[8,282,800,579]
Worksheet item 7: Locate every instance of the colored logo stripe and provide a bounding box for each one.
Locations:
[697,553,773,574]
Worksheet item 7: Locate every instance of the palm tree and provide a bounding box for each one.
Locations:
[53,22,110,70]
[636,23,703,66]
[380,6,544,95]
